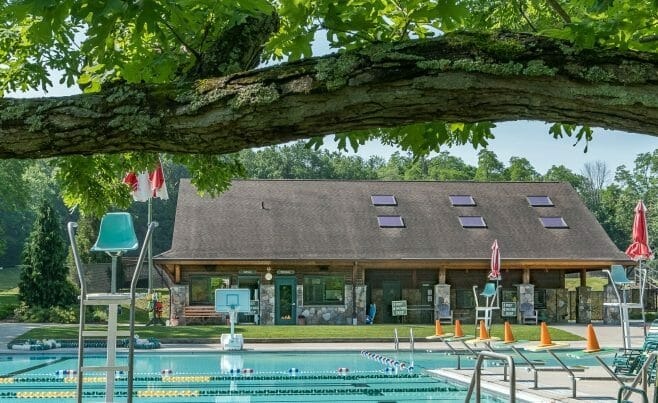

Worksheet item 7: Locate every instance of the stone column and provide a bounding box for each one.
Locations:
[603,283,620,324]
[354,285,367,324]
[434,284,451,321]
[259,284,275,325]
[169,285,186,325]
[576,286,591,324]
[515,283,534,324]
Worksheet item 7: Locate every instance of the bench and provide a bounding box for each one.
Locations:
[183,306,225,324]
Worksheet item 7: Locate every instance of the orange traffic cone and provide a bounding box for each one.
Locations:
[584,323,601,353]
[478,320,490,340]
[503,321,515,343]
[435,320,445,336]
[538,322,555,347]
[454,320,464,338]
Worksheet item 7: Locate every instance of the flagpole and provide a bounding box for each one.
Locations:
[147,196,153,294]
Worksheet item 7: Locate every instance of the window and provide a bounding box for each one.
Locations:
[458,216,487,228]
[540,216,568,228]
[377,215,405,228]
[190,276,230,304]
[449,195,476,206]
[527,196,554,207]
[303,275,345,305]
[371,195,397,206]
[455,289,475,309]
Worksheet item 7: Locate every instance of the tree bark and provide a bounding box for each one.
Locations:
[2,31,658,159]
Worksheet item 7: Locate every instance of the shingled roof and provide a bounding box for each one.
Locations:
[156,179,630,266]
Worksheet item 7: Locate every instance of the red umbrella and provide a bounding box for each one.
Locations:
[625,201,653,261]
[488,239,501,280]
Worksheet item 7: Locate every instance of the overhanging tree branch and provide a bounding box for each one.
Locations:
[2,31,658,159]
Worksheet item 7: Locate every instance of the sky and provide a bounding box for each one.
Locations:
[324,121,658,175]
[12,79,658,177]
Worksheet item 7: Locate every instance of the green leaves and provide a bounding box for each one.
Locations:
[549,123,594,152]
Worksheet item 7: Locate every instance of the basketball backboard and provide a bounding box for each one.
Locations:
[215,288,251,313]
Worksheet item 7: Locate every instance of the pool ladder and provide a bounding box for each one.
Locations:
[68,220,157,403]
[465,351,517,402]
[394,328,415,367]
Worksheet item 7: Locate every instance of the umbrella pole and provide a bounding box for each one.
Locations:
[147,197,153,294]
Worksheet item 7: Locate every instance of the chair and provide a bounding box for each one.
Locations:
[520,302,538,325]
[473,283,501,331]
[365,304,376,324]
[69,212,157,403]
[436,303,454,324]
[604,264,645,350]
[91,213,139,293]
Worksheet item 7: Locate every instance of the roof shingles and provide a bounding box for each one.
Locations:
[157,180,629,263]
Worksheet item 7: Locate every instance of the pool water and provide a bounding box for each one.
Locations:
[0,349,605,402]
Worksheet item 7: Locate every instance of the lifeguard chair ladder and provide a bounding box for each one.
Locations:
[68,213,157,403]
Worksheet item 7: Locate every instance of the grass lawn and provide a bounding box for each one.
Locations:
[19,323,582,342]
[0,266,20,290]
[0,289,19,305]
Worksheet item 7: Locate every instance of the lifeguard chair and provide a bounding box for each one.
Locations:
[603,265,646,349]
[473,283,501,331]
[68,212,157,403]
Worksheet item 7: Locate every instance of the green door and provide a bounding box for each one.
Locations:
[275,276,297,325]
[382,280,401,323]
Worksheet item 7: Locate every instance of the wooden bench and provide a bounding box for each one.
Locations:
[183,306,225,323]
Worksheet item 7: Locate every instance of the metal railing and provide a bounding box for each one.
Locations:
[465,351,516,403]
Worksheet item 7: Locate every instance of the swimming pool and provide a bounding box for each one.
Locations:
[0,349,608,402]
[0,350,510,402]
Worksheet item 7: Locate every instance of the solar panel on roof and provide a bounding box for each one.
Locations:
[458,216,487,228]
[540,216,568,228]
[377,215,405,228]
[449,195,476,206]
[371,195,397,206]
[527,196,554,207]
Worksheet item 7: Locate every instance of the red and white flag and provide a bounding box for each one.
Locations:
[123,161,168,202]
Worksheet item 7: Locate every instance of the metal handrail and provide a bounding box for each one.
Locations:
[394,328,399,352]
[465,350,516,403]
[128,221,158,403]
[617,385,648,403]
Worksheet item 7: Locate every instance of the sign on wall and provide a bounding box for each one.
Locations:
[392,300,408,316]
[502,302,517,318]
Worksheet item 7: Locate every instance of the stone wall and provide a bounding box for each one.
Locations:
[260,284,275,325]
[298,285,366,325]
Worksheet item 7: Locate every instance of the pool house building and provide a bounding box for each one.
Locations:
[154,179,632,326]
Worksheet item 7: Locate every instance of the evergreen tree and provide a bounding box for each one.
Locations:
[19,201,77,308]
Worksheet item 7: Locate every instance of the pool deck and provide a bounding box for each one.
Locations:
[0,322,653,402]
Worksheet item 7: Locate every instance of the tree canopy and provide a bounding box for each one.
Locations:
[2,0,658,214]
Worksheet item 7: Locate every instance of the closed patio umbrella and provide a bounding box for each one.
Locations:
[488,239,501,281]
[626,200,653,261]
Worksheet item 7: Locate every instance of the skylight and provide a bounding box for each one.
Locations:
[458,216,487,228]
[377,215,405,228]
[540,217,568,228]
[450,195,476,206]
[527,196,554,207]
[371,195,397,206]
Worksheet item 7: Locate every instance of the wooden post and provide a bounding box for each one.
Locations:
[174,265,180,284]
[522,268,530,284]
[580,268,587,287]
[439,268,447,284]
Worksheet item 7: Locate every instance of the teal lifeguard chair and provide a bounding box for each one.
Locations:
[473,283,501,332]
[68,213,157,403]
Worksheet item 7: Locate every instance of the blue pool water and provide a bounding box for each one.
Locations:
[0,349,609,402]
